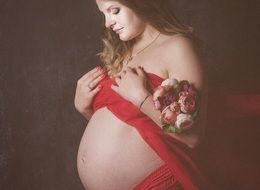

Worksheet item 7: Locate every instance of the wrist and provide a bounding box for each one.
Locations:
[134,91,151,109]
[139,94,151,110]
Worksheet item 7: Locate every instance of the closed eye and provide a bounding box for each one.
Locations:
[111,8,120,15]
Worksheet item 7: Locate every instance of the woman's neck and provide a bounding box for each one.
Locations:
[132,25,160,54]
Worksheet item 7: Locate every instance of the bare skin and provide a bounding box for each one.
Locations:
[75,1,206,189]
[76,33,206,189]
[77,108,164,190]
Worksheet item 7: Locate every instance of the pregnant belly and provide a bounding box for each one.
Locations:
[77,107,164,190]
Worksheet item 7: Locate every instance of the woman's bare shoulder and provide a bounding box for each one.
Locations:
[160,34,204,88]
[160,34,198,58]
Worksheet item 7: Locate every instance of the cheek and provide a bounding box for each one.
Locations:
[125,21,145,38]
[118,13,146,41]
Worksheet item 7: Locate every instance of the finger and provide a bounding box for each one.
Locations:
[89,74,106,88]
[80,66,102,82]
[87,82,94,91]
[136,66,145,77]
[126,67,135,73]
[121,70,127,77]
[81,69,106,90]
[111,84,119,94]
[81,75,103,91]
[89,84,102,96]
[114,77,121,85]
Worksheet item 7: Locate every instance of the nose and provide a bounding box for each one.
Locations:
[104,15,116,29]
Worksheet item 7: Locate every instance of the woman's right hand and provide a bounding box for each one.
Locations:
[74,66,106,119]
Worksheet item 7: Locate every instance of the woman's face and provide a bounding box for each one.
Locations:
[96,0,146,41]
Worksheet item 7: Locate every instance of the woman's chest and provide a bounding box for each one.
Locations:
[118,49,169,79]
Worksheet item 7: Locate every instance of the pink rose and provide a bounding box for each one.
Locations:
[178,93,196,113]
[160,92,177,110]
[153,85,177,110]
[161,78,179,89]
[175,113,194,130]
[180,81,198,97]
[161,105,178,124]
[169,102,181,114]
[180,80,190,91]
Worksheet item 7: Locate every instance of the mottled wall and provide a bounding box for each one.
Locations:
[1,0,259,189]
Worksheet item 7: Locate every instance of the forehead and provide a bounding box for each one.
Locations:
[96,0,122,12]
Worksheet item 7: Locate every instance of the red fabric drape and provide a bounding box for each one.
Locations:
[93,73,210,190]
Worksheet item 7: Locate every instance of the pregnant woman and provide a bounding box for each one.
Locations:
[74,0,210,189]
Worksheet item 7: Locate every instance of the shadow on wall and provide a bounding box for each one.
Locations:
[174,1,260,188]
[200,84,260,189]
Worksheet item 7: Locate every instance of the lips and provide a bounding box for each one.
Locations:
[114,28,123,34]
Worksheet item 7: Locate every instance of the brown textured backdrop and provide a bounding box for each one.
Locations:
[1,0,260,189]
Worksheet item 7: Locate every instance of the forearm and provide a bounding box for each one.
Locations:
[138,94,163,128]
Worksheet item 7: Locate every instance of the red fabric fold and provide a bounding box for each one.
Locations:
[134,164,182,189]
[92,73,209,190]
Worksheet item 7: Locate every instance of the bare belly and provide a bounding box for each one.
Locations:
[77,107,164,190]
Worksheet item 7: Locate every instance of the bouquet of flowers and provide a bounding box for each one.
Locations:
[153,78,199,133]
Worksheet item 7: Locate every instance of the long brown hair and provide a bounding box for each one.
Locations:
[98,0,194,76]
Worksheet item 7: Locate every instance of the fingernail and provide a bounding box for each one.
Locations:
[96,66,102,70]
[98,84,102,89]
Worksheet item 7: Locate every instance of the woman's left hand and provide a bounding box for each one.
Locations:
[111,66,151,107]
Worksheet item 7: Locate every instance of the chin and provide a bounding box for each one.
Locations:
[119,34,136,42]
[118,34,130,41]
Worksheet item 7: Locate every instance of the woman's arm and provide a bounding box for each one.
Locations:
[111,36,207,148]
[137,36,207,148]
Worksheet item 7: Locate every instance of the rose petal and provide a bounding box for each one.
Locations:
[176,113,194,130]
[153,100,162,110]
[161,105,177,124]
[161,78,179,88]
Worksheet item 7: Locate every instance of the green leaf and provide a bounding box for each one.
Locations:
[163,124,183,134]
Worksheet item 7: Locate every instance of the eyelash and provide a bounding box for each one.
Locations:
[111,8,120,15]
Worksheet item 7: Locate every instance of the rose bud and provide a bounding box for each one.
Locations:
[161,105,178,124]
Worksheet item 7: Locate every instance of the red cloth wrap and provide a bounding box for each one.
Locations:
[92,73,209,190]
